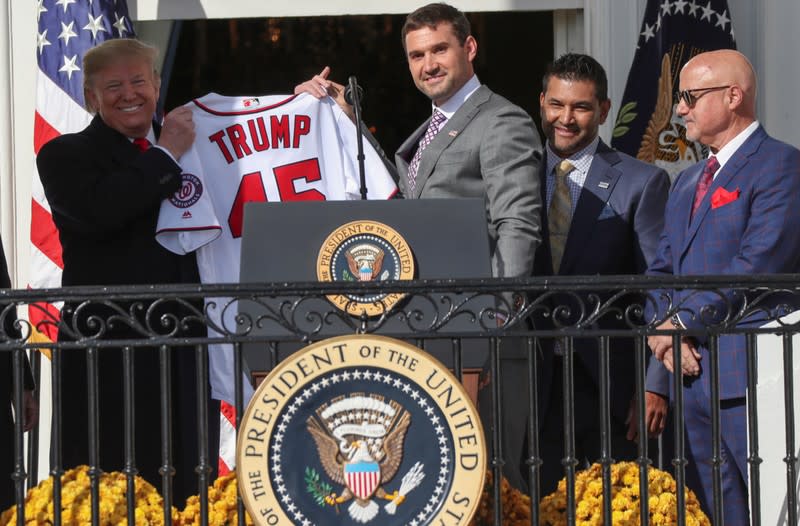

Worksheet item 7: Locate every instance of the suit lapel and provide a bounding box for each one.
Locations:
[409,86,490,198]
[681,126,767,256]
[86,114,159,165]
[536,162,554,274]
[559,142,620,274]
[86,115,140,164]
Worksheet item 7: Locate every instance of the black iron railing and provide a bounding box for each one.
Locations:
[1,275,798,525]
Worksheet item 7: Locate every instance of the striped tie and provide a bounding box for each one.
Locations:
[549,159,575,272]
[691,155,720,220]
[407,109,447,193]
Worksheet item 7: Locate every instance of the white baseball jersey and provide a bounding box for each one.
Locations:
[156,92,397,404]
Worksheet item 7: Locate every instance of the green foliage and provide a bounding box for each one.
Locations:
[305,467,334,507]
[612,101,638,138]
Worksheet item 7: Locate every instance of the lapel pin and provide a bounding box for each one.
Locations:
[598,181,609,189]
[448,130,459,137]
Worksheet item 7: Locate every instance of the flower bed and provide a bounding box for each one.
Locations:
[3,462,707,525]
[539,462,710,526]
[178,472,252,526]
[0,465,177,525]
[469,470,532,526]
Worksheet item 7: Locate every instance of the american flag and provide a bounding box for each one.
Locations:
[32,0,238,478]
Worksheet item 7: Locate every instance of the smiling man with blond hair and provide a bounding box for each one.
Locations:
[36,38,210,503]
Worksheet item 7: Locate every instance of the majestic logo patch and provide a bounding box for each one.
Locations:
[170,173,203,209]
[237,335,485,526]
[316,221,414,316]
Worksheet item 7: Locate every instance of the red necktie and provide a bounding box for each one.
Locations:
[691,156,720,219]
[133,137,151,152]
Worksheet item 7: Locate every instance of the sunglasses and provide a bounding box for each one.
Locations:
[676,85,731,107]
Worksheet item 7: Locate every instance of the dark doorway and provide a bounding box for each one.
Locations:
[164,11,553,158]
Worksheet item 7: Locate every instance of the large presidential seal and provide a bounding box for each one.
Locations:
[237,335,486,526]
[316,221,415,317]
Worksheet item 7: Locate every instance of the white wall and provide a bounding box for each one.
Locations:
[126,0,580,19]
[752,0,800,148]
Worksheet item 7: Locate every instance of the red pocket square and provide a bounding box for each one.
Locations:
[711,187,740,209]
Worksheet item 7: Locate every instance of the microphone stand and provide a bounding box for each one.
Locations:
[345,76,368,200]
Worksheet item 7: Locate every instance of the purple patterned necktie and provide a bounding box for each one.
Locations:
[691,155,720,219]
[407,109,447,192]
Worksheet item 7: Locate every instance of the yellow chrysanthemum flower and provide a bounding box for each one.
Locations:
[539,461,710,526]
[178,472,254,526]
[0,465,177,526]
[469,471,532,526]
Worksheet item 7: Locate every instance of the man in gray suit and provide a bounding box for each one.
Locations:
[296,3,542,278]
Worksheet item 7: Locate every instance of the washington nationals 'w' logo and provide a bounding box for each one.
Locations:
[170,173,203,209]
[306,395,423,523]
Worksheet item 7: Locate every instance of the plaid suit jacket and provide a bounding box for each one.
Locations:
[647,126,800,399]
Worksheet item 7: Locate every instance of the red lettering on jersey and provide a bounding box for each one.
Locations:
[248,117,270,152]
[274,158,325,201]
[228,171,268,238]
[270,115,290,149]
[293,115,311,148]
[208,130,234,164]
[226,124,252,160]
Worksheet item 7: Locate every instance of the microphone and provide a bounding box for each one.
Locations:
[346,76,368,200]
[344,78,364,108]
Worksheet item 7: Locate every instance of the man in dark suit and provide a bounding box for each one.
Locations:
[0,238,37,510]
[646,49,800,524]
[296,2,542,279]
[36,38,211,503]
[499,54,671,493]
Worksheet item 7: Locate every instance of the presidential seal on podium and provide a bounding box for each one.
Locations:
[237,335,485,525]
[316,221,415,317]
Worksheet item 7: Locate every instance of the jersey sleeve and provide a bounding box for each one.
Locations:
[155,147,222,254]
[330,99,398,200]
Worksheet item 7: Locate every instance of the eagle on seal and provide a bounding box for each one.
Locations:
[307,402,411,523]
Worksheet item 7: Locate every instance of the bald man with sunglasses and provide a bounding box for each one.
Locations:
[646,49,800,524]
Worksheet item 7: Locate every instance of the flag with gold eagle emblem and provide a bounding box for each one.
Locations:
[612,0,736,179]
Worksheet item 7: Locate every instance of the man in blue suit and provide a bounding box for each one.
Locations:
[647,49,800,524]
[501,53,671,493]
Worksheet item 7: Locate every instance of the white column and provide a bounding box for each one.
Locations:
[553,9,584,57]
[5,1,37,287]
[758,0,799,148]
[581,0,644,142]
[0,1,17,279]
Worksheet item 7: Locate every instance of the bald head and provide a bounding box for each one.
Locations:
[677,49,758,151]
[682,49,757,118]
